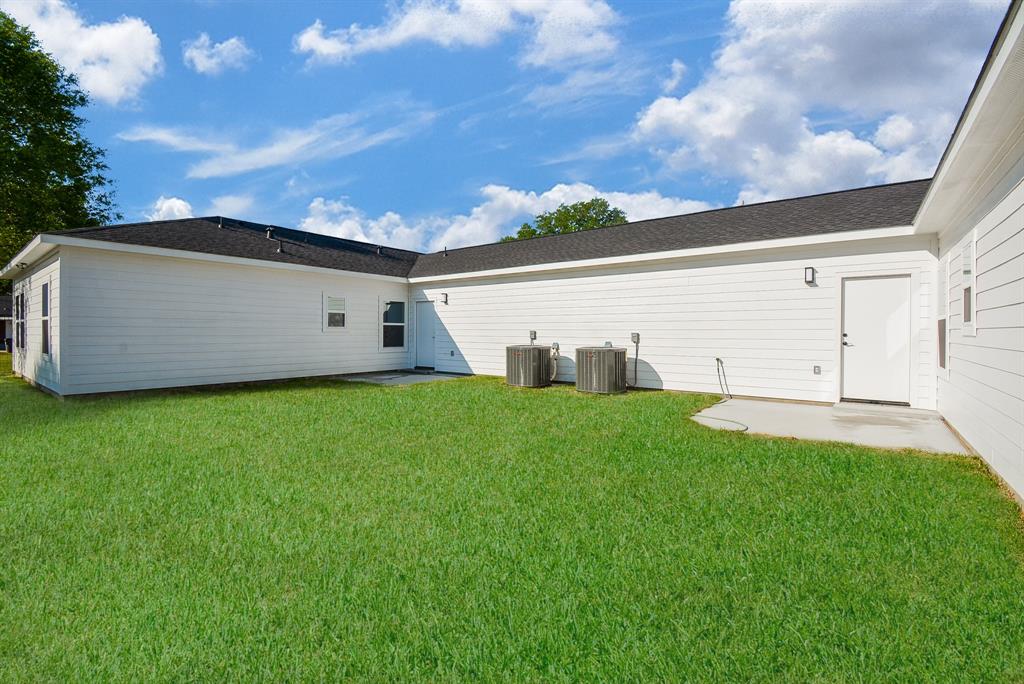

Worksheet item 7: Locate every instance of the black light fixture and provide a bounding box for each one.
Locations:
[804,266,816,285]
[441,293,448,305]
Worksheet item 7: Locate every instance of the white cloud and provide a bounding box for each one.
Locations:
[117,126,234,153]
[524,60,649,110]
[1,0,162,105]
[633,0,1003,202]
[116,105,435,178]
[299,183,711,252]
[293,0,618,69]
[661,59,687,94]
[147,196,193,221]
[428,183,712,250]
[207,194,255,217]
[873,114,917,150]
[182,33,254,75]
[299,198,431,252]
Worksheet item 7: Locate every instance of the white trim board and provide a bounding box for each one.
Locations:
[5,225,919,286]
[409,225,918,283]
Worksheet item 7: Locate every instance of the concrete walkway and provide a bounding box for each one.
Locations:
[693,398,969,454]
[340,371,462,386]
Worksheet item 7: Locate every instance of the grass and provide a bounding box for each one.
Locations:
[0,355,1022,681]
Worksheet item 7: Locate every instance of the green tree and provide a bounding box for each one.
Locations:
[0,12,118,291]
[500,198,627,242]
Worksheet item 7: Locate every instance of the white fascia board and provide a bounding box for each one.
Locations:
[0,235,52,279]
[5,234,409,283]
[409,224,918,283]
[913,7,1023,233]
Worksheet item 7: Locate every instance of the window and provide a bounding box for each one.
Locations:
[381,300,405,348]
[937,319,947,370]
[937,255,947,374]
[962,233,976,336]
[324,295,346,330]
[40,281,50,356]
[15,290,25,351]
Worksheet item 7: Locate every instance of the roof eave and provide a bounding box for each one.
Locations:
[913,0,1023,234]
[14,233,410,282]
[409,224,920,282]
[0,235,57,279]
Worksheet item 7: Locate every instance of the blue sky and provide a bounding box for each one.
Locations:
[1,0,1007,251]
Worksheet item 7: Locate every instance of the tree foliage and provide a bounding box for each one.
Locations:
[500,198,627,242]
[0,12,118,290]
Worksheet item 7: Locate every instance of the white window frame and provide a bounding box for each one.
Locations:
[322,293,348,333]
[40,278,51,358]
[14,284,25,352]
[937,254,949,379]
[961,231,977,337]
[379,297,407,351]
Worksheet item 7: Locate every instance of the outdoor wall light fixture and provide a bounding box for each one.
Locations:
[804,266,816,285]
[441,293,448,305]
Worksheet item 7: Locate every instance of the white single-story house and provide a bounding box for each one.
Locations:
[3,2,1022,499]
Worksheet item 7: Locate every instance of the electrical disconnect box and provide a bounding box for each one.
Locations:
[631,332,640,344]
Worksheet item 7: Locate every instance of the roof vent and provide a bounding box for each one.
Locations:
[266,227,283,253]
[377,245,383,255]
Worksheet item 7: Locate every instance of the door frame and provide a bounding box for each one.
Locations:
[834,268,920,407]
[414,299,436,369]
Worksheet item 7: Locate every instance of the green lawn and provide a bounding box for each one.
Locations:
[1,355,1022,681]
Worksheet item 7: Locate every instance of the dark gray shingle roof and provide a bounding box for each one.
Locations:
[53,217,420,278]
[408,179,931,278]
[44,179,930,280]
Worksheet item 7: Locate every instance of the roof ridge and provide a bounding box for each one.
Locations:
[49,216,426,257]
[424,178,933,255]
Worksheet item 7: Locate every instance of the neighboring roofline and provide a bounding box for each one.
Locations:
[912,0,1021,227]
[428,178,931,257]
[0,233,409,283]
[409,224,921,283]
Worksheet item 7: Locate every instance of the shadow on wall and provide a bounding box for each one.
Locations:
[428,313,473,374]
[424,310,666,390]
[554,352,664,390]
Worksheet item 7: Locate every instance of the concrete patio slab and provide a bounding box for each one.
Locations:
[340,371,462,386]
[693,398,969,454]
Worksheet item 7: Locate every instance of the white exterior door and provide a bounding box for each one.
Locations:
[415,301,436,368]
[841,276,912,404]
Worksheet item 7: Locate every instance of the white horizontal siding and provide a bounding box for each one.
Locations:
[59,247,410,394]
[938,176,1024,499]
[11,253,61,393]
[412,236,936,409]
